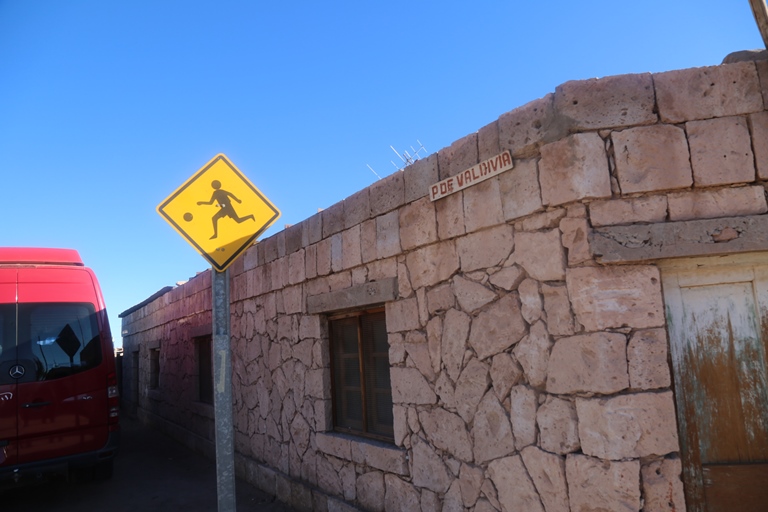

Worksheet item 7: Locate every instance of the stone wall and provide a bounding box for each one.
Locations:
[121,58,768,511]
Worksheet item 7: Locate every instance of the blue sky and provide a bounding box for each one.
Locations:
[0,1,763,347]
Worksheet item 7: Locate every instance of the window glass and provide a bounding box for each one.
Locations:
[330,309,393,441]
[17,303,102,381]
[0,304,14,363]
[197,336,213,404]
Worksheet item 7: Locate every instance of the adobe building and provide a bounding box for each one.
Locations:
[121,54,768,512]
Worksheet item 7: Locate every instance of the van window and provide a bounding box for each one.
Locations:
[0,304,14,361]
[17,303,102,381]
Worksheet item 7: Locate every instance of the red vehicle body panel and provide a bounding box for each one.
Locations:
[0,248,118,478]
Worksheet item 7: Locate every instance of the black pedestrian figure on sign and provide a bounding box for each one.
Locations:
[197,180,255,239]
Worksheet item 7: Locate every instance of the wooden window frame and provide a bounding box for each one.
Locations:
[329,307,393,442]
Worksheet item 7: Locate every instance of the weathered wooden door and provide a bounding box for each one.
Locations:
[662,255,768,512]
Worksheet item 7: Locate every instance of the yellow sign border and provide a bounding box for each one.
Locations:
[157,154,281,272]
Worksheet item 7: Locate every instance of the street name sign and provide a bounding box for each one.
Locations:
[157,153,281,272]
[429,150,514,202]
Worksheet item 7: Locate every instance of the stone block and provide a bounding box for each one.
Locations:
[566,265,664,330]
[577,391,680,459]
[302,211,323,246]
[390,367,436,405]
[655,61,762,123]
[456,224,514,272]
[404,153,439,203]
[537,396,580,455]
[285,223,303,255]
[455,358,491,423]
[472,391,516,464]
[499,157,543,221]
[435,191,465,240]
[487,455,544,512]
[411,436,452,493]
[376,210,401,259]
[542,283,575,336]
[452,275,496,313]
[488,265,525,291]
[384,475,420,512]
[499,94,568,158]
[360,218,377,264]
[490,352,522,400]
[418,408,473,462]
[751,111,768,180]
[330,233,343,273]
[406,240,459,290]
[687,116,754,186]
[512,229,566,281]
[468,293,527,360]
[518,278,542,324]
[322,202,344,238]
[426,282,455,314]
[399,197,438,251]
[438,133,478,180]
[628,328,671,390]
[520,446,570,512]
[641,457,686,512]
[478,120,500,161]
[540,133,612,206]
[546,332,629,394]
[559,217,592,265]
[509,385,538,449]
[668,185,768,221]
[459,463,484,508]
[316,238,331,276]
[385,297,420,332]
[758,59,768,106]
[370,170,405,217]
[343,188,370,229]
[463,177,504,233]
[554,73,656,130]
[304,244,317,280]
[442,308,470,382]
[356,471,385,512]
[566,454,641,512]
[513,320,552,389]
[612,124,692,194]
[341,226,361,270]
[589,196,668,227]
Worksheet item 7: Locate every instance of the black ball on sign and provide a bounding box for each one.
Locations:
[183,212,193,222]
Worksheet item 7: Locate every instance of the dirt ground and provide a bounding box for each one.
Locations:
[1,416,296,512]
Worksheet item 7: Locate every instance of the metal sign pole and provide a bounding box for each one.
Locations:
[212,267,236,512]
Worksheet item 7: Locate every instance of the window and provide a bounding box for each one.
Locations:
[330,308,393,441]
[149,348,160,389]
[196,336,213,405]
[18,303,102,381]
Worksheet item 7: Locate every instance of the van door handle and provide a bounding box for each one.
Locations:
[22,401,51,408]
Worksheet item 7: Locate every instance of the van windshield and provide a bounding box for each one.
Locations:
[17,303,103,381]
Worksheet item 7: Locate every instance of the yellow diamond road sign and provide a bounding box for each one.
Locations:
[157,154,281,272]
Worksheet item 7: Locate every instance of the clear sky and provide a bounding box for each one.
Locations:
[0,1,763,348]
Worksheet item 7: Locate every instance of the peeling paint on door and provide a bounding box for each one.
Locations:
[662,256,768,512]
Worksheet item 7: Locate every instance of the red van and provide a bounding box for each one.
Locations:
[0,248,119,485]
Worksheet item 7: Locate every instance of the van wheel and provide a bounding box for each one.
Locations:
[94,460,113,481]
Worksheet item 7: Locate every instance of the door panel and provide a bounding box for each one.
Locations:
[15,265,106,464]
[0,269,16,468]
[663,259,768,512]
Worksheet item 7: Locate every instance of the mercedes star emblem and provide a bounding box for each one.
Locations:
[9,365,25,379]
